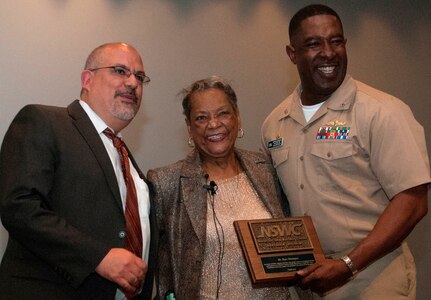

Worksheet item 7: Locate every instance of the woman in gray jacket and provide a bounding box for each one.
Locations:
[147,76,297,300]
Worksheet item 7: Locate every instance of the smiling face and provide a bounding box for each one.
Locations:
[187,88,241,162]
[287,14,347,105]
[81,43,144,132]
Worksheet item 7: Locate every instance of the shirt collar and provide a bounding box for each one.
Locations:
[79,100,122,137]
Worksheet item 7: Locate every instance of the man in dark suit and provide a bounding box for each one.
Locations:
[0,42,157,299]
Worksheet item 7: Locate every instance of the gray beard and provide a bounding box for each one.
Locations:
[111,103,137,121]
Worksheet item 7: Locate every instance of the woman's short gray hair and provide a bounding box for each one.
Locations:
[181,76,238,120]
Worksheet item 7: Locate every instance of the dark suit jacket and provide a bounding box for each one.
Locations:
[0,100,157,300]
[147,148,289,299]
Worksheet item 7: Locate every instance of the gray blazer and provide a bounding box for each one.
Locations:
[0,100,157,300]
[147,148,288,299]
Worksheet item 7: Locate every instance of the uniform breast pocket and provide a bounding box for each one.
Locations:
[270,148,289,169]
[310,141,358,190]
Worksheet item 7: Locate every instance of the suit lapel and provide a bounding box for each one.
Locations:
[180,151,208,244]
[236,149,285,218]
[67,100,123,210]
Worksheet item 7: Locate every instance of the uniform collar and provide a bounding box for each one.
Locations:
[278,74,357,122]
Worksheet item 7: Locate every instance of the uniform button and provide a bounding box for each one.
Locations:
[119,231,126,239]
[300,184,304,189]
[300,156,304,161]
[327,152,332,158]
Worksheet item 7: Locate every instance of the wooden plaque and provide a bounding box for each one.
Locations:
[234,216,324,286]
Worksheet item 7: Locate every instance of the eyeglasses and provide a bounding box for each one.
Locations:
[89,65,150,84]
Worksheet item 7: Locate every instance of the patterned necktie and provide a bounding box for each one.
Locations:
[103,128,143,258]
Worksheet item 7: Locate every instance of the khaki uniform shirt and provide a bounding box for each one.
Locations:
[262,75,430,256]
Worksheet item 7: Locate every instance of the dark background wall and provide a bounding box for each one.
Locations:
[1,1,430,298]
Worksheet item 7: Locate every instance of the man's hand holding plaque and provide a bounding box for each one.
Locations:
[234,216,324,286]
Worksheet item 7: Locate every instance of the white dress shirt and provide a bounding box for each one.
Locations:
[79,100,150,300]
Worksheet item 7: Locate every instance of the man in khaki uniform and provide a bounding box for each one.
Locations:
[261,4,430,299]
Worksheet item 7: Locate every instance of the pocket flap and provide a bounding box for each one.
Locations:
[311,142,353,160]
